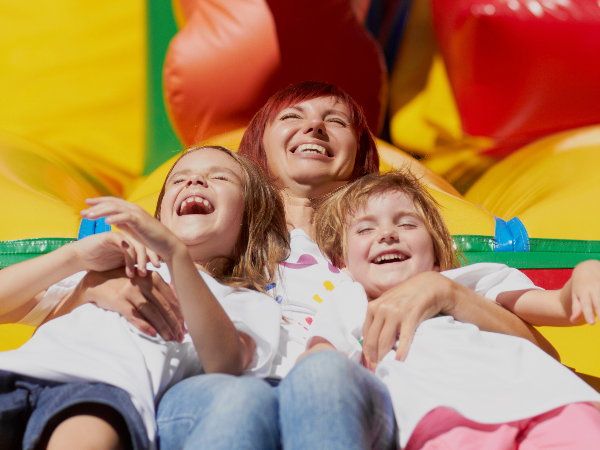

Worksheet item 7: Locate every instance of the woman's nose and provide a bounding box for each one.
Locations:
[303,117,327,137]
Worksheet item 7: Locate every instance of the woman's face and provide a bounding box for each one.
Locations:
[159,148,245,262]
[262,96,358,196]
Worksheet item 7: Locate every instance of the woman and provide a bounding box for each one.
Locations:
[46,82,554,450]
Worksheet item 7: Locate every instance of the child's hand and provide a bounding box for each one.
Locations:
[81,197,182,262]
[362,271,452,370]
[73,231,160,278]
[569,260,600,325]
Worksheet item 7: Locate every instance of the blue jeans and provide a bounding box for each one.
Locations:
[277,351,397,450]
[0,370,147,450]
[156,374,280,450]
[157,351,396,450]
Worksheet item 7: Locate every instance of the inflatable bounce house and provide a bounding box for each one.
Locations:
[1,0,600,394]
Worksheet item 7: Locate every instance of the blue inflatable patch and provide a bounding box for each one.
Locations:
[494,217,529,252]
[77,217,112,240]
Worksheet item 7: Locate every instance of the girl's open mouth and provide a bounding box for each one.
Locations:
[178,196,214,215]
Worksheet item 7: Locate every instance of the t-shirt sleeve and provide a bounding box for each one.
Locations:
[305,281,367,363]
[16,271,87,326]
[442,263,542,301]
[217,288,282,378]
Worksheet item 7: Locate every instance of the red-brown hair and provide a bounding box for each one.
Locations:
[238,81,379,181]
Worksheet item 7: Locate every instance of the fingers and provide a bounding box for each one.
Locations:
[363,305,386,371]
[377,319,400,364]
[123,309,158,338]
[147,248,160,268]
[118,236,138,278]
[592,291,600,325]
[129,297,176,341]
[395,318,418,362]
[128,238,148,277]
[150,273,186,336]
[570,296,583,323]
[579,293,598,325]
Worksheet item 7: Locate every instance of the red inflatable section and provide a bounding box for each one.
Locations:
[165,0,386,145]
[432,0,600,158]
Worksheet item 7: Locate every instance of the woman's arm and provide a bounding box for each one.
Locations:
[362,271,558,371]
[0,231,154,323]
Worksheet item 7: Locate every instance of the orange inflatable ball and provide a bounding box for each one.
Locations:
[164,0,387,145]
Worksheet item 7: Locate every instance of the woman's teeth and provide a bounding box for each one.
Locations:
[373,253,406,264]
[179,196,214,215]
[295,144,327,156]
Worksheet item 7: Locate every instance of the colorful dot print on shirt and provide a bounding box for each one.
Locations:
[323,281,334,291]
[280,254,318,269]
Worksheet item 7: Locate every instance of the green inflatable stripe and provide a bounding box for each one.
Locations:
[453,235,600,268]
[2,236,600,270]
[0,238,76,269]
[463,252,600,269]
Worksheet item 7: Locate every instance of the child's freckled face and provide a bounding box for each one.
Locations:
[160,148,245,259]
[344,191,438,299]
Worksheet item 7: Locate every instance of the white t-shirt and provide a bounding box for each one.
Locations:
[304,261,600,448]
[0,263,281,448]
[267,229,355,378]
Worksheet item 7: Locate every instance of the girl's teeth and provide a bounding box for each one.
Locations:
[179,196,213,214]
[374,254,404,263]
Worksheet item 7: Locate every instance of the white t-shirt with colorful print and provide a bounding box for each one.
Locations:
[267,228,356,378]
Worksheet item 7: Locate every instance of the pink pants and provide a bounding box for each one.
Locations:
[406,403,600,450]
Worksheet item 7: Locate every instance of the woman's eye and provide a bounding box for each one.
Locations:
[328,118,347,127]
[172,178,185,185]
[212,175,229,181]
[280,113,301,120]
[357,228,373,235]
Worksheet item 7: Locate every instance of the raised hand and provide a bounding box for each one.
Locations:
[73,231,159,278]
[569,260,600,325]
[81,197,182,262]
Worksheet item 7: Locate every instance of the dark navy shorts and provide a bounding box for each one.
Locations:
[0,369,148,450]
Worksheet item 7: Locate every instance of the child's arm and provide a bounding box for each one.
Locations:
[362,271,558,370]
[0,231,157,323]
[82,197,255,375]
[496,260,600,327]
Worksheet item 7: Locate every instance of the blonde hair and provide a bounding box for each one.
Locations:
[314,169,460,271]
[155,146,290,292]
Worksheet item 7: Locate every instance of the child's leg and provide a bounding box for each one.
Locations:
[519,402,600,450]
[277,350,396,450]
[157,374,280,450]
[46,413,124,450]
